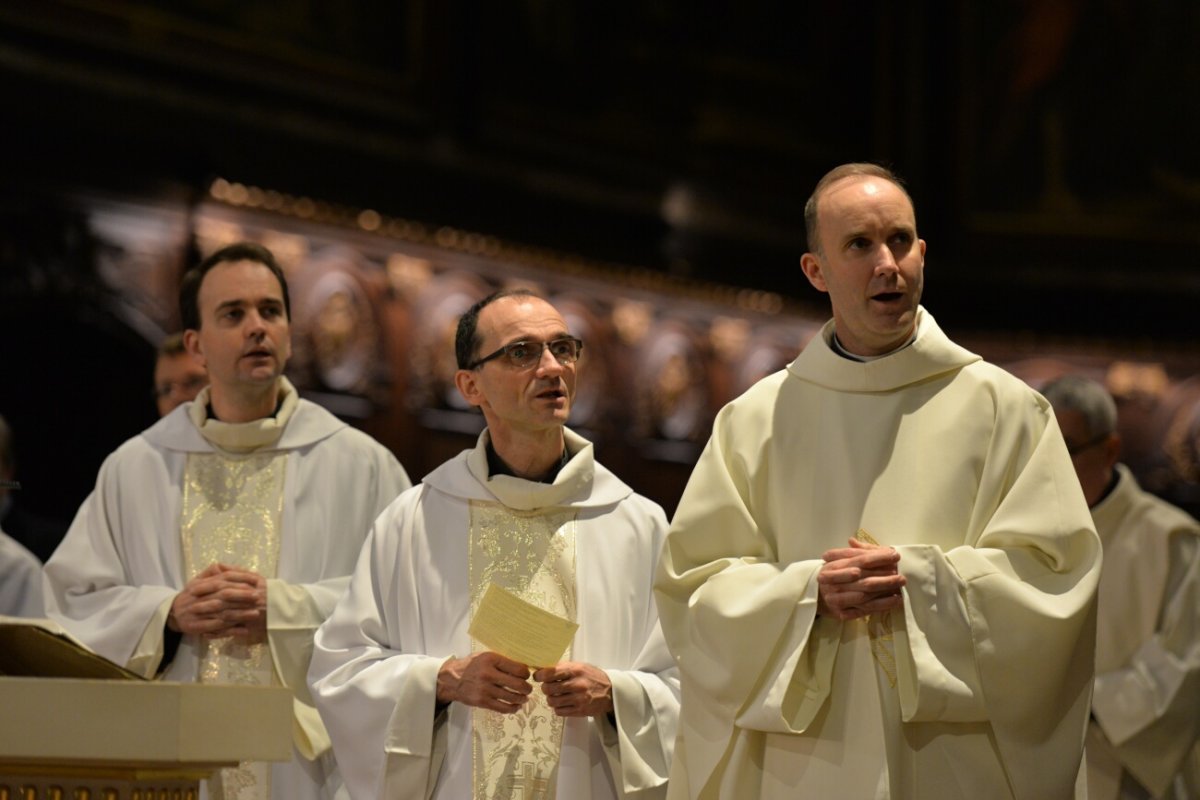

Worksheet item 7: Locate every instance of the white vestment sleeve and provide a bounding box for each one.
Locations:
[275,445,411,762]
[310,509,447,800]
[43,449,179,669]
[266,578,335,759]
[896,406,1100,800]
[1091,533,1200,795]
[0,532,44,618]
[604,666,681,796]
[655,406,837,794]
[125,596,174,678]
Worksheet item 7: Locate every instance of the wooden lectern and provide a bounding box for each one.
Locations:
[0,678,293,800]
[0,622,293,800]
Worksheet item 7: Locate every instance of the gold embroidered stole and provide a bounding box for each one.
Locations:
[468,501,578,800]
[181,451,287,800]
[855,528,898,688]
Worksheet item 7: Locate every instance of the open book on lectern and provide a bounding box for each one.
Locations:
[0,616,144,680]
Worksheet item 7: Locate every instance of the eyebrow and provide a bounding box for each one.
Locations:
[499,331,571,346]
[214,297,284,313]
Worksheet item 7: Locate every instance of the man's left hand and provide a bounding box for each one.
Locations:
[210,563,268,642]
[817,538,905,620]
[533,661,613,718]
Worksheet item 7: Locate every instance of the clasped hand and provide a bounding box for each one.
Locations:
[437,652,613,717]
[817,538,906,620]
[167,562,268,641]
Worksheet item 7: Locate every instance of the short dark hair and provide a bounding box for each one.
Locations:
[455,288,540,369]
[157,331,187,359]
[179,242,290,331]
[803,163,913,254]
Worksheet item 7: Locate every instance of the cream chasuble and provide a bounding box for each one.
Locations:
[469,502,577,800]
[656,308,1101,800]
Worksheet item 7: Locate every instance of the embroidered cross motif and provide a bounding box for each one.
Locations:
[508,761,551,800]
[856,528,899,688]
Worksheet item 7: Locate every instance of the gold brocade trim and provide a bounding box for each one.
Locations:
[855,528,898,688]
[181,451,287,800]
[468,501,578,800]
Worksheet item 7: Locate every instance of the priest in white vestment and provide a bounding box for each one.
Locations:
[309,290,680,800]
[1043,376,1200,800]
[44,243,411,800]
[0,526,43,617]
[655,163,1102,800]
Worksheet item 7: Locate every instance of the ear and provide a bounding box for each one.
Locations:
[182,329,205,368]
[800,253,828,293]
[454,368,484,409]
[1101,432,1122,471]
[919,238,927,261]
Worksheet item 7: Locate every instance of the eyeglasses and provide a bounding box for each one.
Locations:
[1066,432,1111,457]
[468,337,584,370]
[153,375,208,400]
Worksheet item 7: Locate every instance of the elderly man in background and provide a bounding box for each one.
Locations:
[153,331,208,417]
[1043,375,1200,800]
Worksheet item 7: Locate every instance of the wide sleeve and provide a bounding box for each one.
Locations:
[593,500,681,798]
[42,447,179,676]
[0,531,44,618]
[599,631,681,799]
[654,402,833,793]
[308,499,447,800]
[1091,531,1200,795]
[282,443,412,617]
[267,442,413,755]
[892,398,1101,800]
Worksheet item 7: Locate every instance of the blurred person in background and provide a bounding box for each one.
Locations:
[1044,375,1200,800]
[153,331,207,417]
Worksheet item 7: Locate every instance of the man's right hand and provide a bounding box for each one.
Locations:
[817,538,906,620]
[167,562,267,639]
[436,651,532,713]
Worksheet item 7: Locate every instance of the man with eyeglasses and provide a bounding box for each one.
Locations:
[310,288,680,800]
[1043,375,1200,800]
[655,163,1101,799]
[153,332,208,417]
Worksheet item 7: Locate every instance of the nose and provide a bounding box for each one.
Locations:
[873,244,899,276]
[534,343,565,375]
[244,309,267,337]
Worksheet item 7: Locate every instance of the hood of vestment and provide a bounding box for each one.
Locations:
[141,381,346,453]
[787,307,981,393]
[422,427,633,511]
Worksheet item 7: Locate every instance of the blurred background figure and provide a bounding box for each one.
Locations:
[153,332,207,417]
[1043,376,1200,800]
[0,411,46,617]
[0,413,63,564]
[0,522,42,618]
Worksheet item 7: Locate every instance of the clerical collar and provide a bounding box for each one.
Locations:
[486,440,570,484]
[1090,468,1121,509]
[831,330,917,362]
[206,396,285,422]
[188,377,299,453]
